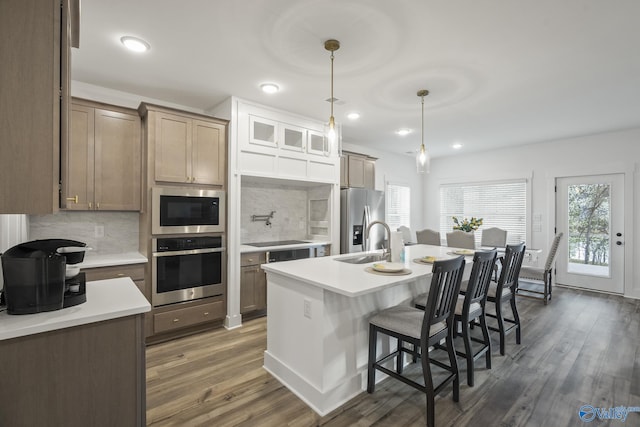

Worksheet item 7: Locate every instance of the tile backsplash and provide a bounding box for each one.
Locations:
[241,183,308,243]
[29,211,139,255]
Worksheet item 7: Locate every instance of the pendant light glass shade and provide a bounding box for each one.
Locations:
[416,143,430,173]
[324,39,342,156]
[416,89,430,174]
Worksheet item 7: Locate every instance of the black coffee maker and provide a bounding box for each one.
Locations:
[1,239,89,314]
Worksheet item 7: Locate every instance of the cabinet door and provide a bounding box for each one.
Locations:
[0,0,68,214]
[155,112,191,183]
[280,124,306,152]
[340,156,348,188]
[347,155,365,188]
[94,109,141,210]
[307,130,327,156]
[191,119,226,186]
[249,115,278,148]
[62,104,94,210]
[364,159,375,190]
[240,265,267,314]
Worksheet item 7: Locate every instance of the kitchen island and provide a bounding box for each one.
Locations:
[0,277,150,426]
[261,244,471,416]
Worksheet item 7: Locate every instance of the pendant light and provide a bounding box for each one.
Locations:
[416,89,430,174]
[324,39,341,156]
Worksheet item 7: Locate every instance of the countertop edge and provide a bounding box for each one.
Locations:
[262,266,425,297]
[240,241,331,253]
[78,252,148,269]
[0,277,151,341]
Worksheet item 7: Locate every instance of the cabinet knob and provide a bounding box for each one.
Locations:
[192,177,196,182]
[172,318,180,323]
[88,202,92,209]
[203,312,209,316]
[96,202,100,209]
[66,195,79,204]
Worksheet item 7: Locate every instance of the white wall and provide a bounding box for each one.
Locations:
[342,142,425,238]
[425,127,640,299]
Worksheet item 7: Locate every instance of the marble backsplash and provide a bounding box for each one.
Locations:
[29,211,139,255]
[241,184,308,243]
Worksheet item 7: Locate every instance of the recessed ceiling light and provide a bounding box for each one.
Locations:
[396,128,412,136]
[347,112,360,120]
[260,83,279,94]
[452,143,463,150]
[120,36,150,53]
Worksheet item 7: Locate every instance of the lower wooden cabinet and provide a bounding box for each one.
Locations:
[81,263,150,337]
[0,314,146,426]
[240,252,267,314]
[153,299,224,334]
[82,263,145,295]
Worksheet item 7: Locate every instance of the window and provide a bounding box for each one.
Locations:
[439,179,527,246]
[386,183,410,231]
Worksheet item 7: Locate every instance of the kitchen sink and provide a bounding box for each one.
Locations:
[334,253,388,264]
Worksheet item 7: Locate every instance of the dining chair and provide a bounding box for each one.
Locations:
[397,226,413,244]
[485,242,526,355]
[367,256,466,427]
[480,227,507,281]
[416,229,441,245]
[446,230,475,249]
[480,227,507,248]
[414,249,497,387]
[517,233,563,305]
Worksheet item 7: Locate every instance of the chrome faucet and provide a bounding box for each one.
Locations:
[365,220,391,260]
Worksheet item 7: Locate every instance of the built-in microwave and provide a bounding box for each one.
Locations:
[152,187,225,235]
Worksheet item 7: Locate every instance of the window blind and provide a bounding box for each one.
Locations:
[439,179,527,246]
[386,184,411,231]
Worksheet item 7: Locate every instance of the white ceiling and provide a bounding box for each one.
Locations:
[72,0,640,158]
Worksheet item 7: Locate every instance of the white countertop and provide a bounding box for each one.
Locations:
[240,240,332,253]
[78,252,148,269]
[261,244,473,297]
[0,277,151,341]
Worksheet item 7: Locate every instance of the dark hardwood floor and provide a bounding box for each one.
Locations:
[146,286,640,426]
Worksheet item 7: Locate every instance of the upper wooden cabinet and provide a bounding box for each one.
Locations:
[139,104,227,186]
[341,152,376,189]
[62,99,141,211]
[0,0,78,214]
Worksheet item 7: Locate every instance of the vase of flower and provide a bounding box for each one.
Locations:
[452,216,483,232]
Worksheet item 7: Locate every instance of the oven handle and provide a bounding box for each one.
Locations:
[153,247,225,257]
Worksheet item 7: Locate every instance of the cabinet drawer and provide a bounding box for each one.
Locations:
[153,300,224,333]
[82,264,145,282]
[241,252,266,267]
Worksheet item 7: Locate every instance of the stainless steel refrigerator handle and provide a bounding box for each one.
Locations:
[365,205,372,251]
[362,206,369,251]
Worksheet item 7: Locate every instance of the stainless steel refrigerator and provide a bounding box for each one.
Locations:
[340,188,385,254]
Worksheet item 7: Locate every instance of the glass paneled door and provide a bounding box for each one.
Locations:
[555,174,625,293]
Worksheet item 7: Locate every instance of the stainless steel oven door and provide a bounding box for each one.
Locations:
[152,187,226,235]
[152,246,226,307]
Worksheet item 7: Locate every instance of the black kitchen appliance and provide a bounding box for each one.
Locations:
[1,239,88,314]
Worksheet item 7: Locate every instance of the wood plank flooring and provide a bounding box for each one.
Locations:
[146,287,640,426]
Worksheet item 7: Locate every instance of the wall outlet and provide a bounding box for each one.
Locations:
[94,225,104,238]
[303,299,311,318]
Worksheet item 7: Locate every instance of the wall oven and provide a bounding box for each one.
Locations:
[152,236,225,307]
[152,187,225,235]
